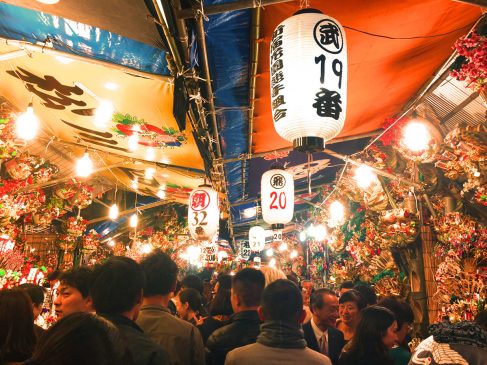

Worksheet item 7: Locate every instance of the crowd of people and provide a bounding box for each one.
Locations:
[0,251,486,365]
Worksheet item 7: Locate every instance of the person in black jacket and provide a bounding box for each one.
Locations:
[90,256,170,365]
[28,312,132,365]
[206,268,265,365]
[303,288,345,365]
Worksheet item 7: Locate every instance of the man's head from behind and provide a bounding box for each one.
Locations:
[53,267,93,319]
[140,250,178,297]
[310,288,339,329]
[231,268,265,313]
[260,279,304,323]
[90,257,144,320]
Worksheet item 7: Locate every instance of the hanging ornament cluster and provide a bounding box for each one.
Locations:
[187,185,220,241]
[81,229,101,251]
[270,8,347,152]
[433,212,487,259]
[436,124,486,198]
[450,32,487,93]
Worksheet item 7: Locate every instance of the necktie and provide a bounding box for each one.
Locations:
[320,333,328,355]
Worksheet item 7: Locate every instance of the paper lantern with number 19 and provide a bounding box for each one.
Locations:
[261,167,294,230]
[188,186,219,241]
[270,8,347,152]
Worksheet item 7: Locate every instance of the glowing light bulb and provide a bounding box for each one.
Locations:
[15,105,39,141]
[145,148,156,161]
[140,243,153,254]
[76,152,93,177]
[107,239,115,247]
[129,213,138,228]
[128,134,139,152]
[354,165,376,189]
[218,251,228,262]
[94,100,113,128]
[187,246,201,264]
[278,242,288,252]
[269,258,276,268]
[145,167,155,180]
[108,203,119,220]
[329,201,345,228]
[403,122,430,152]
[314,224,328,242]
[307,224,316,238]
[299,231,306,242]
[131,177,138,190]
[290,249,298,259]
[266,248,274,257]
[156,187,166,199]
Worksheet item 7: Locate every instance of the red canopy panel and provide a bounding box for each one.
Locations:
[252,0,481,153]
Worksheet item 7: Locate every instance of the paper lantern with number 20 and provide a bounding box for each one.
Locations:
[270,8,347,152]
[188,186,219,241]
[261,168,294,230]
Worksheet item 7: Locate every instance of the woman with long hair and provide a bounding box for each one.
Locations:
[0,289,36,365]
[338,306,398,365]
[337,289,367,342]
[197,280,233,344]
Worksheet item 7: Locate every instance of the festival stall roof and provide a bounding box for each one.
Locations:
[0,2,206,208]
[0,1,485,244]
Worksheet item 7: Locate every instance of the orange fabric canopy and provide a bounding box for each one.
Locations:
[252,0,481,153]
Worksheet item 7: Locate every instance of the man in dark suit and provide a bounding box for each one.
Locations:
[303,288,345,365]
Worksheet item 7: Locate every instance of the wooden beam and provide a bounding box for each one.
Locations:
[440,92,480,124]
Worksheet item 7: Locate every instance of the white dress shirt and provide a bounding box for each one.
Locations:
[310,318,328,354]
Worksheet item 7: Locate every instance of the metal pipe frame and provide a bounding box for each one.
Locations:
[177,0,294,19]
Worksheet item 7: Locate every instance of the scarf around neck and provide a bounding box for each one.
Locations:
[257,320,307,349]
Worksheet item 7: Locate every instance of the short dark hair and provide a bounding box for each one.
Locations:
[32,312,130,365]
[378,296,414,329]
[262,279,302,322]
[181,274,204,295]
[232,268,265,308]
[17,283,46,306]
[209,288,233,316]
[475,310,487,331]
[179,288,203,312]
[140,250,178,296]
[90,257,144,314]
[339,289,367,311]
[339,281,354,290]
[59,267,93,298]
[310,288,336,312]
[353,284,377,306]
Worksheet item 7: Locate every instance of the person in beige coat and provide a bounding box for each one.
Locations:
[136,250,205,365]
[225,279,332,365]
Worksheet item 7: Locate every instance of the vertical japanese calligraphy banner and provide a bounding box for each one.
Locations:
[0,42,205,202]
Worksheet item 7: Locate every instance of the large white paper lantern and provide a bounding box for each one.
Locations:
[188,186,219,241]
[249,226,266,252]
[270,8,347,152]
[261,167,294,229]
